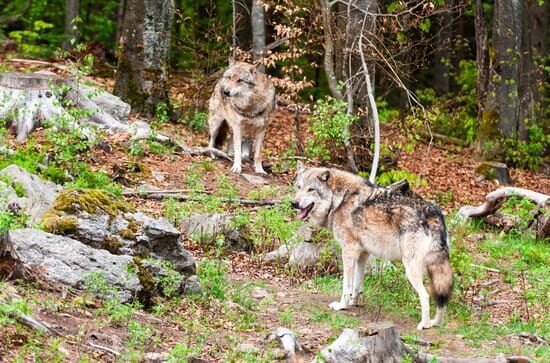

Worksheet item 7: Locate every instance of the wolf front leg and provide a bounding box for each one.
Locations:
[230,125,242,173]
[329,249,357,311]
[253,128,266,174]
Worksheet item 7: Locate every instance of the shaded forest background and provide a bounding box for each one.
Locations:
[0,0,548,172]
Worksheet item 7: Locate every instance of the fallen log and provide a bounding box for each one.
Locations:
[123,190,281,206]
[457,187,549,221]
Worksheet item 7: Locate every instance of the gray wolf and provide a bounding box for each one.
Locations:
[292,163,453,330]
[208,61,276,174]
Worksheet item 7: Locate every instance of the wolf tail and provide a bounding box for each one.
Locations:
[425,249,453,308]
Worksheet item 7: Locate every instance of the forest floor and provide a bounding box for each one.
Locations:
[0,60,549,362]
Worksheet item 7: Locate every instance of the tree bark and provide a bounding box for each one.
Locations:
[62,0,80,50]
[114,0,174,117]
[433,0,455,95]
[477,0,536,159]
[251,0,266,72]
[474,0,489,133]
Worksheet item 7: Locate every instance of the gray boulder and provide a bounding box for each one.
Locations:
[180,213,251,251]
[9,229,141,302]
[0,165,62,224]
[289,242,321,268]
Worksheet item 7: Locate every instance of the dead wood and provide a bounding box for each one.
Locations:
[458,187,549,220]
[0,232,35,281]
[123,191,281,206]
[8,311,59,337]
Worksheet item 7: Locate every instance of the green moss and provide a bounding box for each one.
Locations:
[120,228,136,241]
[41,214,78,234]
[126,217,143,233]
[131,256,155,293]
[50,188,133,217]
[104,235,124,254]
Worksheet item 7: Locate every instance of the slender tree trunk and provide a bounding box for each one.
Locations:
[62,0,80,50]
[114,0,174,117]
[433,0,454,96]
[114,0,126,49]
[251,0,266,71]
[474,0,489,135]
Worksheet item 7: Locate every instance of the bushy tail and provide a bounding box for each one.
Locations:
[426,250,453,308]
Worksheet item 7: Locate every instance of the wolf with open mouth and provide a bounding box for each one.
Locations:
[292,162,454,330]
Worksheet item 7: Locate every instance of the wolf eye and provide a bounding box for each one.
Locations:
[307,188,315,192]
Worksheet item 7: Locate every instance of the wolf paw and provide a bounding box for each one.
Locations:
[416,321,433,330]
[254,165,267,174]
[231,164,242,174]
[429,319,442,327]
[329,301,348,311]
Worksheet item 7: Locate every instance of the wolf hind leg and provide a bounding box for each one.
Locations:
[253,128,266,174]
[402,254,432,330]
[350,252,369,306]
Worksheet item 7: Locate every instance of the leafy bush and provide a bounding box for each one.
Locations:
[502,125,549,170]
[305,97,357,161]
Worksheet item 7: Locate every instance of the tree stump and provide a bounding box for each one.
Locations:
[0,72,130,142]
[0,231,33,281]
[475,161,513,185]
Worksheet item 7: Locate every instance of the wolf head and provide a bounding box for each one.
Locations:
[220,62,258,99]
[292,162,335,227]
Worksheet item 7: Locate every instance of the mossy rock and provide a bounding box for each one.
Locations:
[120,228,137,240]
[49,188,134,217]
[41,214,78,234]
[104,235,124,254]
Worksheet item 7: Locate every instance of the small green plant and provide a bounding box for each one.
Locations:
[180,111,208,132]
[305,97,357,161]
[500,196,537,229]
[198,259,228,301]
[374,169,428,188]
[502,124,549,170]
[167,342,200,363]
[144,258,183,298]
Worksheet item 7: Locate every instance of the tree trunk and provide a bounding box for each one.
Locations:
[62,0,80,50]
[433,0,455,96]
[251,0,266,72]
[474,0,489,132]
[477,0,532,159]
[114,0,174,117]
[114,0,126,49]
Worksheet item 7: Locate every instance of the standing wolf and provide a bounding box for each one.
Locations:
[292,163,453,330]
[208,61,276,174]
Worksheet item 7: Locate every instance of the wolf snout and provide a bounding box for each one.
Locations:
[223,89,231,97]
[291,200,300,209]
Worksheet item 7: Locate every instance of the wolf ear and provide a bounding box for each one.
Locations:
[318,170,330,182]
[296,161,305,175]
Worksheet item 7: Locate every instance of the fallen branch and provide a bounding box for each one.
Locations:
[458,187,549,220]
[6,310,59,337]
[406,345,532,363]
[88,342,121,356]
[124,191,281,206]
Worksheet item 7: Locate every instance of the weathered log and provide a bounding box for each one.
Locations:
[0,231,34,281]
[0,72,129,142]
[458,187,549,220]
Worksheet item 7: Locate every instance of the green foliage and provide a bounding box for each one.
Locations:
[305,97,357,161]
[198,259,228,301]
[144,258,183,298]
[502,125,549,170]
[167,343,200,363]
[374,169,428,188]
[500,196,536,229]
[179,111,208,133]
[9,20,58,57]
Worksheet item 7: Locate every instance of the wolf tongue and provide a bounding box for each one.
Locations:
[298,208,307,219]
